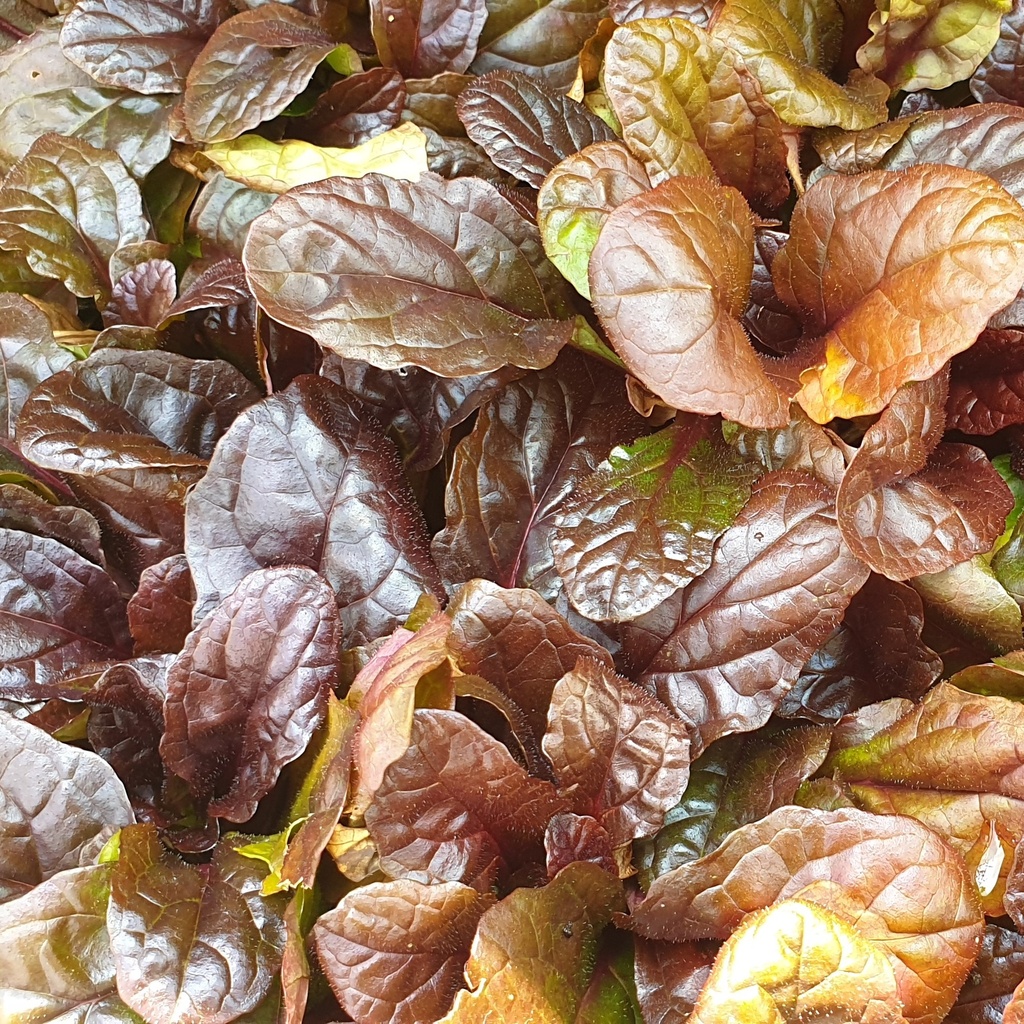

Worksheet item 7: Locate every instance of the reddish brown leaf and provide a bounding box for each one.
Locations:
[634,938,716,1024]
[544,812,617,878]
[127,553,193,655]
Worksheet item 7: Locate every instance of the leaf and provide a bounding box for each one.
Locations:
[0,293,75,440]
[589,174,790,427]
[432,350,646,599]
[836,374,1014,579]
[972,0,1024,101]
[620,472,868,754]
[292,67,407,148]
[0,482,105,566]
[636,722,833,887]
[0,713,133,901]
[0,530,131,698]
[456,70,617,188]
[438,862,625,1023]
[371,0,487,76]
[537,141,651,300]
[0,134,150,301]
[1009,979,1024,1024]
[108,825,288,1024]
[161,566,339,821]
[314,880,494,1024]
[402,71,475,134]
[945,924,1024,1023]
[447,578,615,740]
[775,164,1024,423]
[125,554,193,656]
[244,170,575,375]
[633,939,716,1024]
[470,0,608,89]
[184,374,444,644]
[365,708,569,886]
[948,329,1024,435]
[544,813,618,878]
[949,649,1024,698]
[551,417,760,622]
[106,259,178,329]
[689,898,906,1024]
[182,4,336,143]
[60,0,230,94]
[189,172,275,259]
[199,123,430,193]
[0,22,174,178]
[0,864,125,1014]
[857,0,1010,92]
[163,255,250,322]
[626,805,984,1024]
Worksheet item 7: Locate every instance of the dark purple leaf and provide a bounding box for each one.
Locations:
[457,69,617,188]
[127,553,194,655]
[0,712,132,902]
[370,0,487,76]
[744,228,802,355]
[945,924,1024,1024]
[183,4,336,143]
[184,374,443,644]
[314,880,493,1024]
[60,0,231,94]
[162,255,249,322]
[948,328,1024,435]
[161,566,340,821]
[293,67,407,148]
[104,259,177,329]
[609,0,714,22]
[621,472,869,755]
[971,0,1024,104]
[0,483,105,565]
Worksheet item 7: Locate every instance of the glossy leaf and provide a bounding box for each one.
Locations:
[182,4,336,143]
[371,0,487,76]
[438,862,625,1023]
[972,0,1024,101]
[945,924,1024,1023]
[0,482,105,566]
[551,416,760,622]
[836,374,1014,579]
[0,134,150,301]
[544,812,618,878]
[857,0,1010,92]
[590,174,790,427]
[775,164,1024,423]
[243,171,575,376]
[188,172,275,259]
[293,67,407,148]
[457,70,617,188]
[621,472,868,753]
[433,350,646,598]
[0,713,132,902]
[108,825,288,1024]
[543,657,690,844]
[634,939,715,1024]
[691,898,906,1023]
[0,530,131,697]
[948,329,1024,435]
[314,880,493,1024]
[627,805,984,1024]
[537,141,651,299]
[161,566,340,821]
[184,374,444,644]
[60,0,230,94]
[106,259,177,329]
[199,123,430,193]
[365,708,569,886]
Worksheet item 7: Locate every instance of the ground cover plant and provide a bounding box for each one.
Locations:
[9,0,1024,1021]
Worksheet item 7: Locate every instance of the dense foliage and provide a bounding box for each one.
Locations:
[6,0,1024,1021]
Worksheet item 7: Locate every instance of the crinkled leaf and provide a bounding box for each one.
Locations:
[0,713,132,901]
[402,71,474,134]
[634,938,715,1024]
[857,0,1010,92]
[60,0,231,94]
[447,578,615,740]
[126,554,193,655]
[433,350,646,598]
[244,171,575,375]
[0,530,131,697]
[948,329,1024,435]
[457,70,616,189]
[161,566,339,821]
[590,174,789,427]
[0,293,76,440]
[314,880,493,1024]
[836,373,1013,579]
[544,812,618,878]
[185,374,443,644]
[690,898,906,1023]
[744,227,803,353]
[199,123,430,193]
[365,708,569,886]
[945,923,1024,1023]
[551,416,760,622]
[776,164,1024,422]
[189,172,275,259]
[105,259,178,329]
[108,825,288,1024]
[0,483,105,566]
[621,472,868,754]
[183,4,336,143]
[163,255,250,322]
[972,0,1024,101]
[627,805,983,1024]
[537,141,651,299]
[371,0,487,76]
[610,0,714,20]
[293,67,407,148]
[438,862,625,1023]
[0,134,150,301]
[543,657,690,844]
[0,22,174,178]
